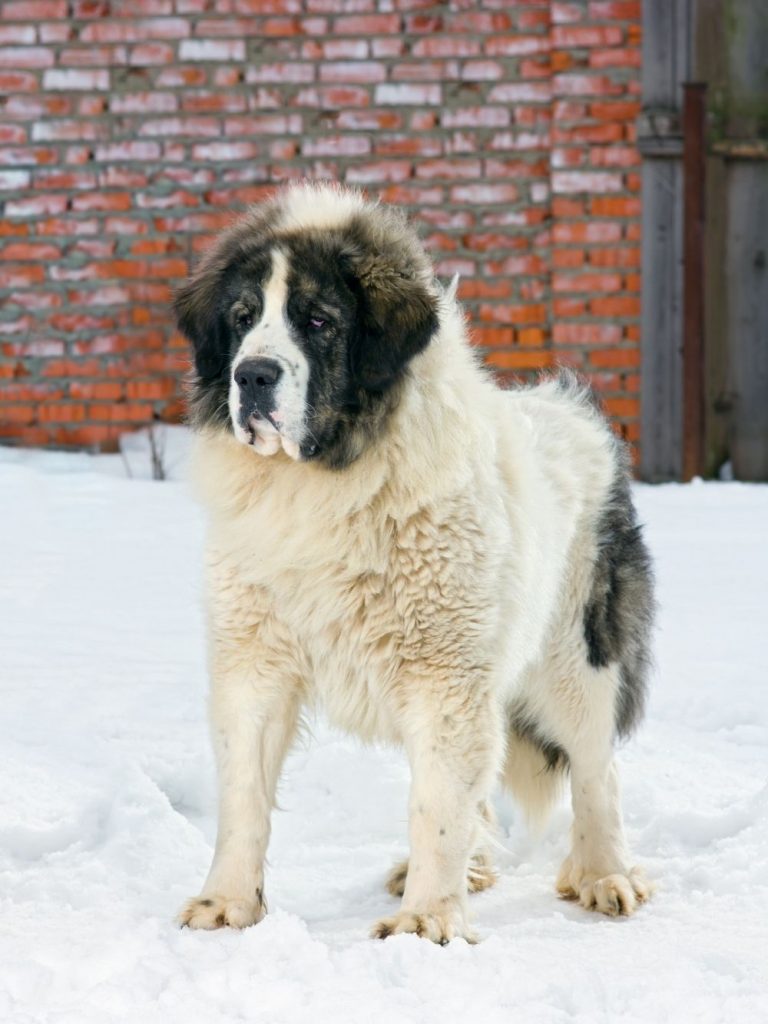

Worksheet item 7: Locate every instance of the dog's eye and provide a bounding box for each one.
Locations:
[236,312,253,332]
[308,316,326,331]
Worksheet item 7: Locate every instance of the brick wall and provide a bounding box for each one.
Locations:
[0,0,641,452]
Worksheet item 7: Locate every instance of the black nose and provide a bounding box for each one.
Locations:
[234,358,283,396]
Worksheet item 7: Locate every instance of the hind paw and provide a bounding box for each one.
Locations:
[386,853,497,897]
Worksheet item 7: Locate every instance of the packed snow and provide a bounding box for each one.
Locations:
[1,431,767,1023]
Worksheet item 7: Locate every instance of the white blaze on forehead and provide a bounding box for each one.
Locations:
[229,246,311,461]
[235,247,290,362]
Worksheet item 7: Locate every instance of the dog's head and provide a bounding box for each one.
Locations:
[174,183,439,469]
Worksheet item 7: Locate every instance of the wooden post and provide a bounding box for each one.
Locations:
[638,0,690,482]
[681,83,707,481]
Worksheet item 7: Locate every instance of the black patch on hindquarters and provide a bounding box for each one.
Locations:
[583,472,655,737]
[508,706,570,773]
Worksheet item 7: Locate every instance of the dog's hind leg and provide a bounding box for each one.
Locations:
[534,658,652,917]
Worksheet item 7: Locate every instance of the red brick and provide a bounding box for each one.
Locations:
[488,82,551,103]
[319,61,386,84]
[336,110,401,131]
[80,17,189,42]
[553,323,623,345]
[553,2,585,23]
[375,83,442,106]
[391,60,460,83]
[479,303,547,325]
[590,100,640,121]
[43,69,109,90]
[1,241,61,260]
[345,161,412,184]
[472,327,515,348]
[552,170,623,193]
[412,38,481,58]
[553,272,622,292]
[589,1,641,19]
[2,0,67,14]
[590,195,641,217]
[138,116,220,138]
[0,70,38,91]
[590,296,641,317]
[332,15,401,34]
[589,47,641,69]
[552,25,623,47]
[246,61,314,84]
[69,381,124,401]
[190,141,260,161]
[0,46,54,68]
[450,183,519,204]
[557,219,618,245]
[588,347,640,368]
[128,43,174,64]
[485,35,551,56]
[554,70,623,94]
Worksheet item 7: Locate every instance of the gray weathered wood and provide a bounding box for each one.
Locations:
[727,163,768,479]
[723,0,768,480]
[641,160,684,480]
[694,0,730,475]
[639,0,692,481]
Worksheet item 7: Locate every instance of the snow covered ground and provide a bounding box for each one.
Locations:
[1,437,767,1023]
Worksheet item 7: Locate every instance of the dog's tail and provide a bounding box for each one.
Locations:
[501,728,568,828]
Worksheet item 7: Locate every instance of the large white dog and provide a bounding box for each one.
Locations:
[174,182,654,943]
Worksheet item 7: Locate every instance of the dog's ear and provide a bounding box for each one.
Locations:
[343,246,438,391]
[174,256,228,384]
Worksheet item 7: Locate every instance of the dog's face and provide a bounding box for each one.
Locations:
[174,188,439,469]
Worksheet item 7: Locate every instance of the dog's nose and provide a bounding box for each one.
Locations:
[234,358,283,395]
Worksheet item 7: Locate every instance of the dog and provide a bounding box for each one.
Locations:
[174,182,654,943]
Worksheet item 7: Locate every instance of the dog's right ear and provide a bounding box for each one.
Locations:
[174,255,228,383]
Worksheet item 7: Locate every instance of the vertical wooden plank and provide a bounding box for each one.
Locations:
[694,0,730,476]
[723,1,768,480]
[681,83,707,481]
[640,160,684,481]
[639,0,691,480]
[726,166,768,481]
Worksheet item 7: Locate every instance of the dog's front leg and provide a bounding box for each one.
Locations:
[180,584,304,930]
[372,678,502,944]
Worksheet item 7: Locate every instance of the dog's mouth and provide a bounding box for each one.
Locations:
[242,410,303,461]
[245,410,278,442]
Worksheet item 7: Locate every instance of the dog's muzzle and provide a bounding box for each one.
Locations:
[234,357,283,428]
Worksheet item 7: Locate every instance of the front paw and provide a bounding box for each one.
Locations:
[556,858,652,917]
[178,892,266,930]
[371,902,477,945]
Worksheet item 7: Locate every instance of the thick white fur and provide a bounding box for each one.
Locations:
[179,186,648,940]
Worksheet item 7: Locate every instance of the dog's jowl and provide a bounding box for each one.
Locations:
[174,182,654,943]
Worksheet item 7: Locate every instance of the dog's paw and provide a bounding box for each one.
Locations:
[556,859,652,917]
[178,893,265,930]
[386,854,497,898]
[371,904,477,945]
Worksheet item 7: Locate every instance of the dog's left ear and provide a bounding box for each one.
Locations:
[344,248,438,391]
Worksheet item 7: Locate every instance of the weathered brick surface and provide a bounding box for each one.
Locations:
[0,0,641,452]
